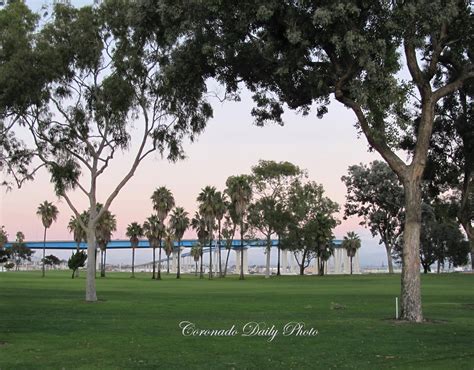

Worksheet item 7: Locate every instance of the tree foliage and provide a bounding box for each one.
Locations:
[281,180,339,276]
[341,160,404,273]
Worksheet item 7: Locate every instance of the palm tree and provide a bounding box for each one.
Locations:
[151,187,175,280]
[190,243,202,276]
[197,186,217,279]
[214,192,227,277]
[36,201,59,278]
[67,211,88,277]
[169,207,190,279]
[164,228,174,274]
[143,215,163,279]
[225,175,253,280]
[222,214,237,277]
[96,208,117,278]
[126,222,143,278]
[342,231,362,275]
[191,211,208,279]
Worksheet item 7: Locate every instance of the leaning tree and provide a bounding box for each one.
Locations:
[139,0,473,321]
[0,2,212,301]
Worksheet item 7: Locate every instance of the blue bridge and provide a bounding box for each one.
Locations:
[5,239,343,250]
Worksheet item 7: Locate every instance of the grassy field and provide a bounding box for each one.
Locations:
[0,271,473,369]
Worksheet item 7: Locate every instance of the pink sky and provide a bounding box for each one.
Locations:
[1,0,391,266]
[0,90,387,265]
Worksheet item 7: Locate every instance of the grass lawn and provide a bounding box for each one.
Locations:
[0,271,473,369]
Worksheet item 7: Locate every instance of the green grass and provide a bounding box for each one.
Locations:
[0,272,473,369]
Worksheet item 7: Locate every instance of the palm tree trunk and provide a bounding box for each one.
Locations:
[101,249,106,277]
[209,237,213,279]
[239,224,244,280]
[132,247,135,278]
[167,255,170,274]
[152,246,156,279]
[177,240,181,279]
[277,235,281,276]
[218,220,222,277]
[199,251,203,279]
[350,256,353,275]
[157,239,162,280]
[42,227,46,278]
[195,261,198,276]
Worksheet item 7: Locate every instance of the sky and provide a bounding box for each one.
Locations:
[0,0,394,267]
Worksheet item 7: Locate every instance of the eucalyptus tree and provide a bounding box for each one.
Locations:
[342,232,362,275]
[151,187,175,280]
[126,222,143,278]
[0,1,212,301]
[169,207,190,279]
[197,186,217,278]
[225,175,253,280]
[36,200,59,277]
[143,215,163,280]
[11,231,33,271]
[147,0,474,321]
[401,81,474,268]
[248,160,304,278]
[341,161,404,273]
[282,181,339,276]
[191,211,209,279]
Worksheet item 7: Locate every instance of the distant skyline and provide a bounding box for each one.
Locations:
[0,0,392,268]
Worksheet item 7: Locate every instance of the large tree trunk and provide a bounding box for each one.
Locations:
[167,255,170,274]
[265,236,271,279]
[85,227,97,302]
[400,179,423,322]
[384,243,394,274]
[42,227,46,278]
[277,236,281,276]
